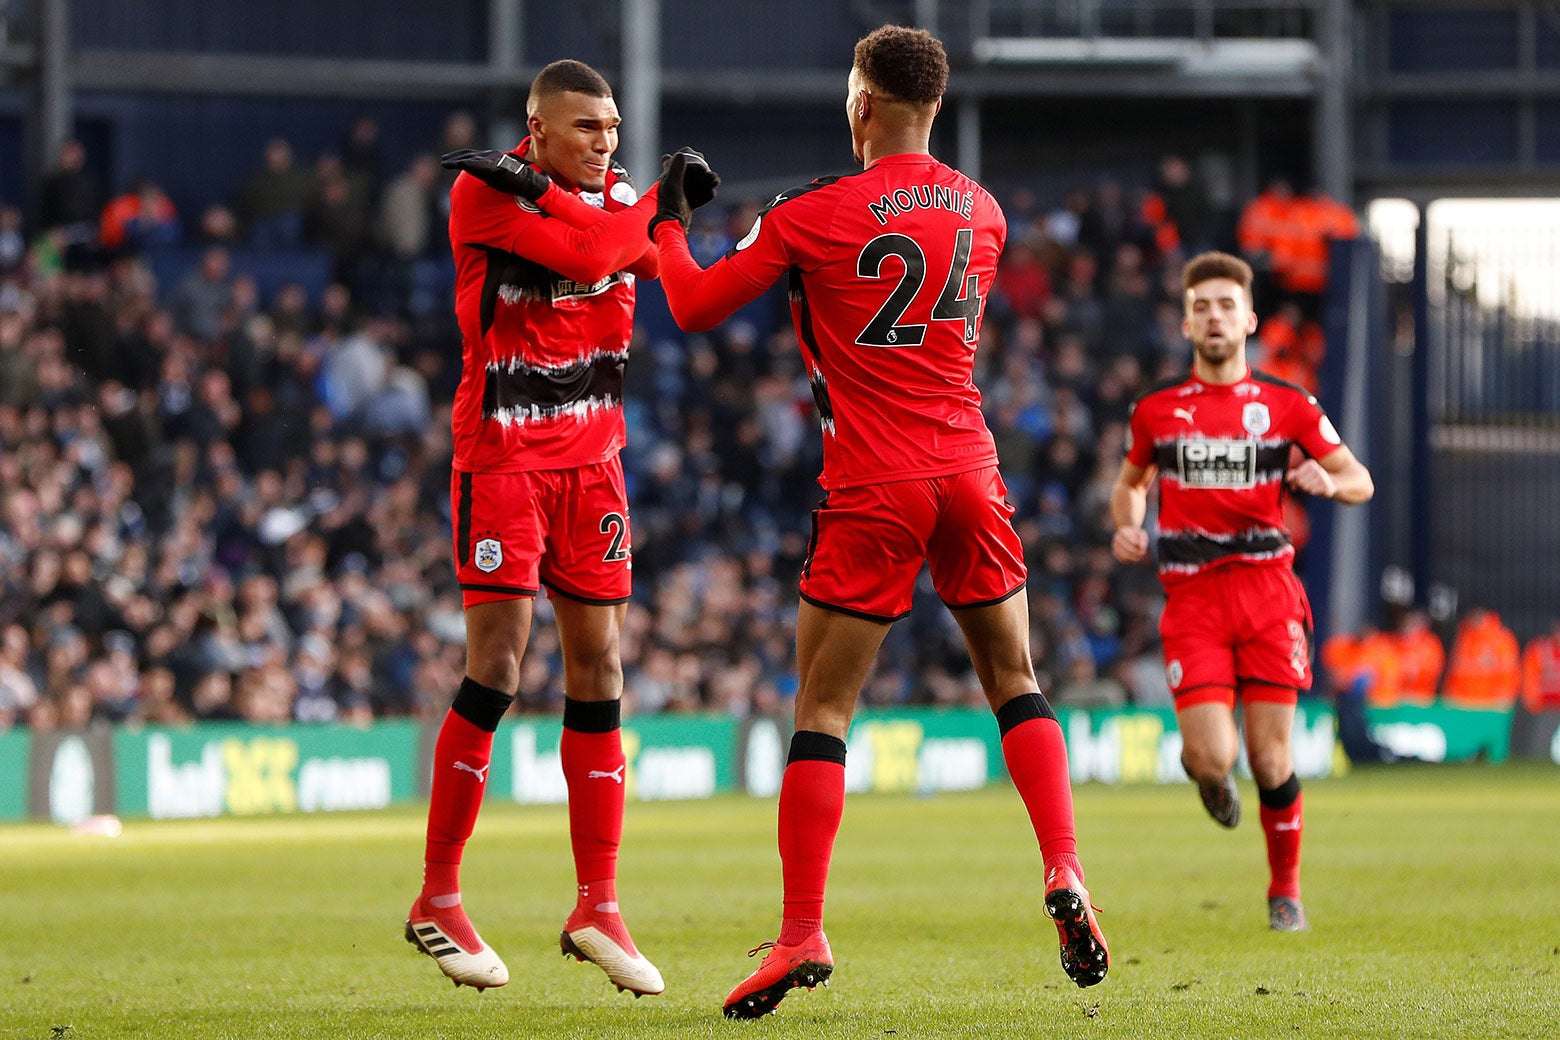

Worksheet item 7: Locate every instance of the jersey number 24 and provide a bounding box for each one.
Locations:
[855,229,981,348]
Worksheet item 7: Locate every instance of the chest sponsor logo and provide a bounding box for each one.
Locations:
[495,272,623,306]
[1242,402,1271,435]
[555,272,620,302]
[1177,437,1257,488]
[474,537,504,573]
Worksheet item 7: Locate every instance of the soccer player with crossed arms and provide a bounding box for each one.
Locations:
[404,59,713,996]
[650,25,1109,1017]
[1110,251,1374,932]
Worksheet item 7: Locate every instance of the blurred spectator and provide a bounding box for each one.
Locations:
[1442,607,1520,710]
[169,246,235,343]
[99,179,181,254]
[37,139,106,249]
[308,154,373,288]
[1238,176,1359,319]
[238,137,316,250]
[376,153,443,315]
[1141,153,1212,259]
[1521,617,1560,714]
[338,113,385,206]
[1392,608,1444,707]
[0,204,26,273]
[194,203,242,247]
[1254,299,1325,392]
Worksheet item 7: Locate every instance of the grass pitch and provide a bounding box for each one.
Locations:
[3,763,1557,1039]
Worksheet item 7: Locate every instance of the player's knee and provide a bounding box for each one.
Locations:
[1247,747,1293,789]
[1181,744,1236,783]
[563,641,623,698]
[465,638,523,694]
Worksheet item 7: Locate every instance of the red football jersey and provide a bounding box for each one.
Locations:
[655,152,1004,490]
[1126,368,1343,583]
[446,141,655,474]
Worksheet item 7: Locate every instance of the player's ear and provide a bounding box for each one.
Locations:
[1245,308,1259,334]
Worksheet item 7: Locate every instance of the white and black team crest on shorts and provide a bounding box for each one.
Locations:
[474,537,504,573]
[1166,659,1184,689]
[1242,402,1272,436]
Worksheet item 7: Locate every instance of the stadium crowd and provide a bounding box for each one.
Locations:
[4,113,1495,733]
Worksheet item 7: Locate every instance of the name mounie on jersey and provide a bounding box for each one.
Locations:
[866,184,976,226]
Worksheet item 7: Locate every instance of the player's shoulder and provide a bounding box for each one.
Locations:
[758,171,865,217]
[449,170,543,218]
[605,160,640,205]
[1250,368,1321,407]
[1132,372,1195,410]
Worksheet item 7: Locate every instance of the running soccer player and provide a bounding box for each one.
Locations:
[404,58,709,997]
[1109,250,1374,932]
[649,25,1109,1018]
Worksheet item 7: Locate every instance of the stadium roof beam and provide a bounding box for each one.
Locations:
[57,49,1320,103]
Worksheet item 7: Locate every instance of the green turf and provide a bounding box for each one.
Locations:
[3,763,1558,1039]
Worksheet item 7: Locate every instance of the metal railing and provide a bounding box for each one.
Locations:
[970,0,1321,42]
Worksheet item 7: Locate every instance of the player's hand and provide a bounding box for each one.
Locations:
[1112,526,1150,565]
[440,149,552,201]
[1285,458,1337,499]
[674,147,720,210]
[649,151,695,237]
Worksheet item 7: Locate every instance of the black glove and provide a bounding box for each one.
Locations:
[440,149,552,202]
[649,152,693,237]
[677,147,720,211]
[649,148,720,238]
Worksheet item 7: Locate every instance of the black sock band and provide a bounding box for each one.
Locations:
[452,676,515,733]
[1258,773,1301,809]
[996,692,1057,736]
[787,730,847,765]
[563,696,621,734]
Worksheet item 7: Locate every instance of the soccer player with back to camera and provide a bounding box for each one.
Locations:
[1109,251,1374,932]
[404,59,714,996]
[649,24,1109,1018]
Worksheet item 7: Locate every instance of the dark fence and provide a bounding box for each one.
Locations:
[1368,201,1560,641]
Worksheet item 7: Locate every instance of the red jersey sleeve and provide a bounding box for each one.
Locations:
[1126,399,1158,467]
[449,173,657,285]
[534,180,660,280]
[653,185,830,331]
[1288,391,1345,460]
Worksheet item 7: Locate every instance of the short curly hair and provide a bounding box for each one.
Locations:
[1182,251,1254,296]
[853,25,947,106]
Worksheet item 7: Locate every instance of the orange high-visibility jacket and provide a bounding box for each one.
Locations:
[1521,634,1560,713]
[1395,627,1445,707]
[1443,613,1520,710]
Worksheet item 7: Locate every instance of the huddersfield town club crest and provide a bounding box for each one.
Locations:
[474,538,503,573]
[1242,402,1271,435]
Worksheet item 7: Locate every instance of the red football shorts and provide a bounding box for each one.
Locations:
[1158,562,1313,707]
[799,466,1026,622]
[451,458,633,609]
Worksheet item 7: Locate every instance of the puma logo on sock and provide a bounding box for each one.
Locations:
[453,761,490,782]
[587,765,625,783]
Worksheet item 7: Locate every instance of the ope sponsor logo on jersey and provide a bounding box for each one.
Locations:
[1176,437,1258,489]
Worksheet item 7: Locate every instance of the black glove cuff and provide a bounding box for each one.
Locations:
[648,213,687,239]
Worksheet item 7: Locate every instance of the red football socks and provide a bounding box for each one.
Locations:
[422,701,502,898]
[777,731,847,944]
[1259,785,1304,900]
[562,729,626,901]
[998,695,1081,878]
